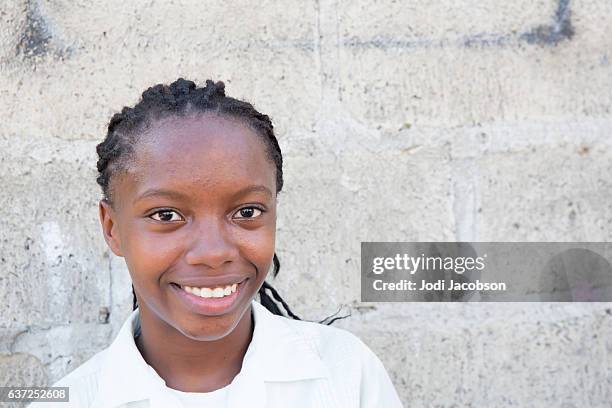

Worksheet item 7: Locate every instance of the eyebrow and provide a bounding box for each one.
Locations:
[231,185,274,199]
[133,189,190,204]
[133,185,273,204]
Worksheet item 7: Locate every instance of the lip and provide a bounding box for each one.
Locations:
[171,279,248,316]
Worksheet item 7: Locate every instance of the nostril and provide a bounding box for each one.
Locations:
[184,244,239,268]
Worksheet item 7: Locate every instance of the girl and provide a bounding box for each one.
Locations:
[31,78,403,407]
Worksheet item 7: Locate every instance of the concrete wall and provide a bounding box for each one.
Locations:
[1,0,611,406]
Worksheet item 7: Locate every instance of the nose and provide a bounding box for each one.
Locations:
[184,218,239,268]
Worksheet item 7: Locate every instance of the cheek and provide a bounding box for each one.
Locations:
[237,225,276,272]
[122,227,182,287]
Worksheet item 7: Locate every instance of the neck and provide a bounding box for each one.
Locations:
[135,304,254,393]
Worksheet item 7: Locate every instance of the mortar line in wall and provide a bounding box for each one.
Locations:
[8,328,31,354]
[314,0,323,107]
[450,157,480,242]
[333,0,341,102]
[315,0,342,108]
[344,0,573,50]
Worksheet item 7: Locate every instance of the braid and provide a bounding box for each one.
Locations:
[100,78,344,325]
[258,254,301,320]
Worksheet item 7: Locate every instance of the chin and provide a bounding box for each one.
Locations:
[175,315,241,342]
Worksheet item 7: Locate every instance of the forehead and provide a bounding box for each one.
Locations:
[117,113,276,204]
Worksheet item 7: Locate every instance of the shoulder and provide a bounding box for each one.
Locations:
[28,348,107,408]
[57,348,108,386]
[275,313,385,375]
[273,314,404,407]
[28,310,140,408]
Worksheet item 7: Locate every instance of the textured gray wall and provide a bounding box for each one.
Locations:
[1,0,612,406]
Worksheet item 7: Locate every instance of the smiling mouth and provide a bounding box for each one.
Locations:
[170,280,244,299]
[170,279,248,316]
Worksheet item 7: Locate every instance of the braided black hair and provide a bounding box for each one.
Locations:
[97,78,349,325]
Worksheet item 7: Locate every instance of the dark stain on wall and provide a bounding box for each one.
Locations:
[16,0,53,59]
[521,0,574,45]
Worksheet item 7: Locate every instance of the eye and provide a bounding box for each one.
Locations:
[148,209,184,222]
[233,206,264,220]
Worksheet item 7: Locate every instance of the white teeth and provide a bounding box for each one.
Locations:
[182,283,239,299]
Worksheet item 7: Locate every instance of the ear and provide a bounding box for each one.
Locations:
[99,199,124,257]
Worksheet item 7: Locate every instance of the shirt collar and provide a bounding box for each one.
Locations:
[92,300,328,408]
[242,300,329,381]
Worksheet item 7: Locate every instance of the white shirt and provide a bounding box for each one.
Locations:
[29,300,403,408]
[168,382,230,407]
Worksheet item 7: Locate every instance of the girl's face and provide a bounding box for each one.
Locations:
[99,113,277,341]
